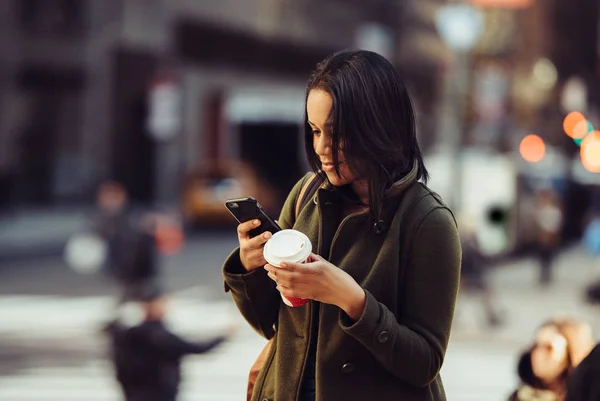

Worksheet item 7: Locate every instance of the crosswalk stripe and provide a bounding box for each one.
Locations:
[0,293,526,401]
[0,293,264,401]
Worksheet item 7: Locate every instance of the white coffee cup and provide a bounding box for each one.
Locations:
[263,229,312,307]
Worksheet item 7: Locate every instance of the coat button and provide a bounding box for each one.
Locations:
[377,330,389,343]
[341,362,355,374]
[373,220,386,234]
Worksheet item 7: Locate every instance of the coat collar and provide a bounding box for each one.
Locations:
[319,160,419,202]
[316,161,420,235]
[386,160,419,199]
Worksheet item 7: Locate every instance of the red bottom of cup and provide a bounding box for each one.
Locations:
[282,295,309,307]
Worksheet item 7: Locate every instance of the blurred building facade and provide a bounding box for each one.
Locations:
[0,0,446,212]
[3,0,596,246]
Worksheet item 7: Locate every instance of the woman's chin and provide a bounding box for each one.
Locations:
[325,172,352,187]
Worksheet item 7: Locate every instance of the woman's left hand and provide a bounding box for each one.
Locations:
[264,253,366,320]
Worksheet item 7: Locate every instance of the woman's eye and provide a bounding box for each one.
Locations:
[312,130,321,136]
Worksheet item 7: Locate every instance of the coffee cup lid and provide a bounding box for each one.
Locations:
[264,229,312,267]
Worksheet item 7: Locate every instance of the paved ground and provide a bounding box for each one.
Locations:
[1,231,600,401]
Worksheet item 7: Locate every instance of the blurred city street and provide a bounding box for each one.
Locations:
[1,0,599,400]
[1,230,599,401]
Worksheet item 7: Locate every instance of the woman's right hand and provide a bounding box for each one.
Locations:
[238,219,273,272]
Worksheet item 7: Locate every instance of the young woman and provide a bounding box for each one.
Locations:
[509,318,596,401]
[223,49,461,401]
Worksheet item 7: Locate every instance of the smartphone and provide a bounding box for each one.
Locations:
[225,197,282,238]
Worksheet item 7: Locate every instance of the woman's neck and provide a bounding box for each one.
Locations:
[351,179,370,206]
[545,378,567,400]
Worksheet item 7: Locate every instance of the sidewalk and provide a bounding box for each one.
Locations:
[445,246,600,400]
[453,245,600,344]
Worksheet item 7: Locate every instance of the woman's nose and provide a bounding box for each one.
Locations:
[315,135,331,155]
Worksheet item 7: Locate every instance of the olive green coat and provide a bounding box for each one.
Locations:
[223,168,461,401]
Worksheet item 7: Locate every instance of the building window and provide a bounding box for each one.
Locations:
[18,0,86,35]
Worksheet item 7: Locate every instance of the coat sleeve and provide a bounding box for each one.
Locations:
[339,207,461,387]
[222,173,313,339]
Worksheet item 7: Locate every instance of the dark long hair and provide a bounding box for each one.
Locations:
[304,49,428,221]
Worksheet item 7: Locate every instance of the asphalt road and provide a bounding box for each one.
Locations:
[0,230,239,299]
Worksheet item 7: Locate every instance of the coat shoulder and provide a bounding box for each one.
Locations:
[401,182,456,227]
[415,183,451,209]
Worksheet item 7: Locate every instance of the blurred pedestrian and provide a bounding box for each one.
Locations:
[581,214,600,305]
[458,214,503,328]
[0,160,16,214]
[533,189,563,286]
[508,317,595,401]
[104,291,234,401]
[92,181,161,306]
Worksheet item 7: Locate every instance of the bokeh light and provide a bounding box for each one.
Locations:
[573,119,593,139]
[519,134,545,163]
[470,0,533,8]
[532,58,558,90]
[580,131,600,173]
[563,111,586,138]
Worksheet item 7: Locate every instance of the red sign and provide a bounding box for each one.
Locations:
[155,220,184,255]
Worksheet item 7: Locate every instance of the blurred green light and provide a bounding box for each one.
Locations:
[574,123,594,146]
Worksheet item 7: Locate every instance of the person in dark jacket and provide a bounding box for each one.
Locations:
[93,181,161,304]
[565,343,600,401]
[458,214,503,328]
[223,49,461,401]
[105,292,232,401]
[533,189,563,286]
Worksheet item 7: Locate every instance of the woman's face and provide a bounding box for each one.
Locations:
[306,89,357,187]
[531,325,569,384]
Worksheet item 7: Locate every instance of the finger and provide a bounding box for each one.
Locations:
[265,265,301,287]
[247,231,272,250]
[265,265,285,282]
[269,272,292,290]
[280,260,317,274]
[277,283,311,299]
[237,219,261,240]
[308,253,325,262]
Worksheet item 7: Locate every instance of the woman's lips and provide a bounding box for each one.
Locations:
[321,162,344,172]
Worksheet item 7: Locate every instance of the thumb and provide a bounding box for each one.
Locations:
[308,253,324,263]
